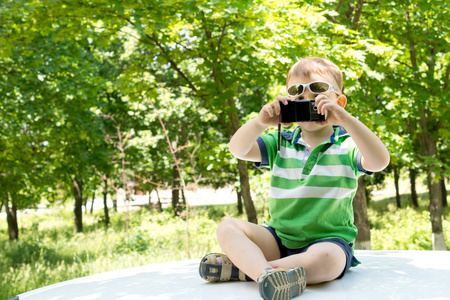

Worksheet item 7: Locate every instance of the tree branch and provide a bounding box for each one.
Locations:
[444,62,450,92]
[216,20,227,59]
[405,10,418,71]
[352,0,365,29]
[144,33,198,93]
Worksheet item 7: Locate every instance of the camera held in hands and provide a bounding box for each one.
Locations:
[280,100,325,123]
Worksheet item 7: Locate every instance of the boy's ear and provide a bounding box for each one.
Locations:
[337,95,347,108]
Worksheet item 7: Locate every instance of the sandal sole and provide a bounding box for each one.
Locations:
[259,267,306,300]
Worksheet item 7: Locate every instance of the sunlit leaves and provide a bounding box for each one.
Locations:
[1,0,449,213]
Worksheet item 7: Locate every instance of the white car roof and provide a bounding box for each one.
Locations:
[15,250,450,300]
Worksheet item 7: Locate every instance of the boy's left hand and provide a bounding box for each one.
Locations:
[314,94,350,126]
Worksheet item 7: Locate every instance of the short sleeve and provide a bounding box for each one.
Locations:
[356,151,374,176]
[254,132,279,169]
[346,138,373,176]
[254,137,269,168]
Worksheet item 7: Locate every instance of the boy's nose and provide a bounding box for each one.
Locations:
[296,89,315,100]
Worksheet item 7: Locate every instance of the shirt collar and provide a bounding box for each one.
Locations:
[292,125,347,145]
[331,125,348,143]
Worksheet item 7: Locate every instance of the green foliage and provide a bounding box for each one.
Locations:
[1,0,449,232]
[3,240,56,267]
[369,205,450,250]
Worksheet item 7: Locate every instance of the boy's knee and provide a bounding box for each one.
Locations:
[216,218,242,238]
[307,244,346,281]
[311,245,344,265]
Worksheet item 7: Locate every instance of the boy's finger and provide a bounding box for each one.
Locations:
[317,99,331,115]
[276,95,289,105]
[261,105,272,118]
[274,101,281,115]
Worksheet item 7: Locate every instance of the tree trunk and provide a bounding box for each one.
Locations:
[172,166,181,216]
[427,171,447,250]
[236,190,243,215]
[405,11,446,250]
[237,159,257,224]
[155,188,163,212]
[181,188,186,206]
[90,190,95,214]
[393,165,401,209]
[440,178,447,207]
[416,110,447,250]
[83,194,88,213]
[3,194,19,240]
[352,177,371,250]
[225,100,257,224]
[113,193,118,212]
[73,178,83,233]
[409,168,419,208]
[103,176,110,226]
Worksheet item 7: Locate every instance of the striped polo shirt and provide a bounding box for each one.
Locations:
[256,126,371,249]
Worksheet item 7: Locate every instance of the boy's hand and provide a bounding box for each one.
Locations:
[314,95,350,126]
[257,96,292,128]
[315,94,390,172]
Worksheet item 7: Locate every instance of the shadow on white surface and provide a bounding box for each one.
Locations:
[16,251,450,300]
[307,251,450,300]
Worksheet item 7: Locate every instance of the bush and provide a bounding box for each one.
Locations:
[368,202,450,250]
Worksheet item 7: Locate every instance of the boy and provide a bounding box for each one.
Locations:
[199,57,390,300]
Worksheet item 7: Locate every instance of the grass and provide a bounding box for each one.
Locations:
[1,192,449,299]
[368,191,450,250]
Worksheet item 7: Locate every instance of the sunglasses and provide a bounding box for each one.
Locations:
[286,81,340,97]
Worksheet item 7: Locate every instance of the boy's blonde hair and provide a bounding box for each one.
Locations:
[286,57,344,94]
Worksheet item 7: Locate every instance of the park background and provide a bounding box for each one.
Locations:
[1,0,449,298]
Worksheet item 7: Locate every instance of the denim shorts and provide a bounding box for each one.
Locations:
[264,225,360,279]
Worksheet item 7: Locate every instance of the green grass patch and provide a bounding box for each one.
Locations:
[367,192,450,250]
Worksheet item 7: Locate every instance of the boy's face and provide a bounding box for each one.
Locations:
[286,72,341,102]
[286,72,344,130]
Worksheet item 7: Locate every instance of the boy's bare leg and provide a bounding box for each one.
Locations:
[216,218,281,281]
[216,218,346,284]
[269,242,347,284]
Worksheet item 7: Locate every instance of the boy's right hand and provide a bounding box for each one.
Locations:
[257,96,292,128]
[229,96,292,162]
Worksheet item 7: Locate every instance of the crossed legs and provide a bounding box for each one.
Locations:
[216,218,347,284]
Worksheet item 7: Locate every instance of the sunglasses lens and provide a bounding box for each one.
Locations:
[287,85,303,96]
[309,82,330,93]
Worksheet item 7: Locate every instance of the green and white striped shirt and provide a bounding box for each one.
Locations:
[256,126,371,249]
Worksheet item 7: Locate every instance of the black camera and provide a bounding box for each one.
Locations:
[280,100,325,122]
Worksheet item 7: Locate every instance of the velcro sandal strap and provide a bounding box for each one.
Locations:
[199,253,249,282]
[238,270,246,281]
[220,257,233,281]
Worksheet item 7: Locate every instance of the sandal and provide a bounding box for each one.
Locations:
[199,253,250,282]
[258,267,306,300]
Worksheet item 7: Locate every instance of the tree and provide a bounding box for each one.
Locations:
[0,0,63,239]
[102,0,276,223]
[361,0,449,250]
[99,0,385,223]
[0,0,128,233]
[307,0,449,250]
[353,177,371,249]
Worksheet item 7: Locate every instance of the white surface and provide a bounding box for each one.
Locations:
[17,250,450,300]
